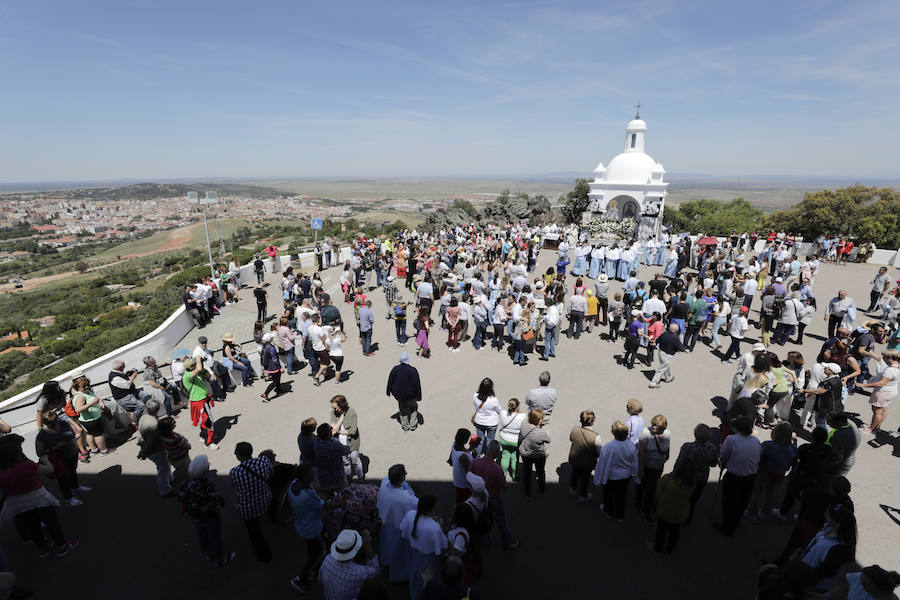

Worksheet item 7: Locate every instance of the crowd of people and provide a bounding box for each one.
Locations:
[0,220,898,599]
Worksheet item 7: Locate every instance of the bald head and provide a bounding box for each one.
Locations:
[669,323,679,333]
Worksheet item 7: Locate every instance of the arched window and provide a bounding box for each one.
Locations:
[630,134,636,148]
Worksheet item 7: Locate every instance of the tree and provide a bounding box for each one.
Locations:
[663,198,764,234]
[763,186,899,246]
[451,199,479,218]
[561,179,591,224]
[74,261,88,274]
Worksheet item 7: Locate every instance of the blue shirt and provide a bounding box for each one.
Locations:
[358,306,375,332]
[288,484,325,539]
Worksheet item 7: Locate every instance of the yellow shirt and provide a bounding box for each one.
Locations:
[587,296,599,316]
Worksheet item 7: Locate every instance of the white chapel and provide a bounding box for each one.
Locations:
[583,109,668,239]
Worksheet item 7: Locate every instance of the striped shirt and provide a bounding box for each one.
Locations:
[161,433,190,463]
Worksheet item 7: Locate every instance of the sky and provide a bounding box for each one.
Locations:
[1,0,898,183]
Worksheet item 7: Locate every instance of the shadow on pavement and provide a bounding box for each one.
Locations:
[2,464,804,600]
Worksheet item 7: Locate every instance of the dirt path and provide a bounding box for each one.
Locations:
[0,225,202,294]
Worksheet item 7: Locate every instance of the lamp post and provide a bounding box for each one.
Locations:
[188,191,217,280]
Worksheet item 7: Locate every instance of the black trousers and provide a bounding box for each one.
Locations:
[653,518,681,553]
[521,455,546,496]
[15,506,66,551]
[827,314,842,340]
[635,467,663,518]
[264,370,281,397]
[687,479,707,523]
[300,535,325,582]
[868,290,881,312]
[603,477,630,520]
[569,466,591,498]
[720,472,756,535]
[243,516,272,562]
[257,302,267,322]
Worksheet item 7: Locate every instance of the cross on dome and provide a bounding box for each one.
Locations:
[633,101,643,119]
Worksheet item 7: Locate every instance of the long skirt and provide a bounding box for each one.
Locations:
[605,258,618,278]
[380,524,411,582]
[616,259,631,280]
[408,549,441,600]
[664,258,678,277]
[589,257,601,279]
[655,246,667,266]
[415,328,430,350]
[572,256,588,276]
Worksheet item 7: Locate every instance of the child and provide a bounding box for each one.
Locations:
[159,417,192,487]
[556,255,571,282]
[35,409,89,506]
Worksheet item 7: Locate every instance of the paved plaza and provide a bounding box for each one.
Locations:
[4,250,899,599]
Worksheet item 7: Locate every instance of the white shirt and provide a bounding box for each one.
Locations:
[192,345,214,363]
[728,315,749,338]
[399,511,447,556]
[643,298,666,317]
[498,410,525,444]
[743,279,757,297]
[472,393,502,427]
[543,304,560,327]
[307,324,326,352]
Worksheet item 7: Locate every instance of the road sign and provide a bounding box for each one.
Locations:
[311,218,323,230]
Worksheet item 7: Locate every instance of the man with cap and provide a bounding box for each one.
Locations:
[179,455,235,567]
[317,529,379,599]
[386,353,422,432]
[721,306,751,364]
[376,465,418,582]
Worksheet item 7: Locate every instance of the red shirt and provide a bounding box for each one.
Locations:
[0,461,43,497]
[470,457,506,498]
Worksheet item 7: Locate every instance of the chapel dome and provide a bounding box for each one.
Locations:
[604,151,660,184]
[626,118,647,132]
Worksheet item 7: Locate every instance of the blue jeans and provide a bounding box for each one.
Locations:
[711,316,728,347]
[229,357,255,384]
[474,424,497,456]
[304,339,319,374]
[543,324,557,358]
[361,329,373,354]
[284,347,296,374]
[473,320,487,349]
[513,339,526,364]
[395,320,407,343]
[192,514,224,562]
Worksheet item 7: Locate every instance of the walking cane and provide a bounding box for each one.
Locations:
[708,465,724,521]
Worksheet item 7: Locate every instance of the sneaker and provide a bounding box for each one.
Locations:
[645,540,662,557]
[77,485,92,493]
[578,493,593,503]
[568,487,576,497]
[56,539,79,558]
[771,509,788,522]
[744,510,761,522]
[64,498,83,507]
[38,545,52,558]
[290,576,311,594]
[216,552,236,567]
[78,453,90,463]
[99,448,114,455]
[504,538,520,550]
[721,359,733,364]
[648,383,660,389]
[207,443,219,450]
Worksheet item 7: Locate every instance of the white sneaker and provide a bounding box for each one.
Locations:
[65,498,83,506]
[208,443,220,450]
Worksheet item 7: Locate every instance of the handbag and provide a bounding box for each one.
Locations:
[522,327,534,341]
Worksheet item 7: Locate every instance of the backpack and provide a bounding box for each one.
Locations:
[394,303,406,318]
[631,290,645,310]
[65,394,78,418]
[771,296,786,319]
[260,347,272,370]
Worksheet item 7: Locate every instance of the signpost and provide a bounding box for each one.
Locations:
[311,217,323,244]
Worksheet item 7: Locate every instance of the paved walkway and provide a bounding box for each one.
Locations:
[4,251,899,599]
